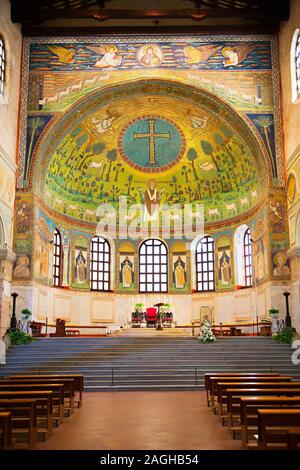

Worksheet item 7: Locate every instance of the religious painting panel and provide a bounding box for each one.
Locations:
[272,250,291,280]
[252,218,269,284]
[172,253,187,291]
[216,236,232,289]
[269,191,289,251]
[119,253,135,291]
[72,233,89,289]
[33,210,56,284]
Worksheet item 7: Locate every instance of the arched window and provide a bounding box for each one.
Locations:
[196,236,215,292]
[244,228,252,287]
[90,236,110,291]
[139,239,168,293]
[291,29,300,103]
[53,228,62,287]
[0,37,5,97]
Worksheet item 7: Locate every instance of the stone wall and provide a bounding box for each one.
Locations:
[0,0,21,337]
[279,0,300,333]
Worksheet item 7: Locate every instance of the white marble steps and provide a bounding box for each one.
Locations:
[1,336,299,391]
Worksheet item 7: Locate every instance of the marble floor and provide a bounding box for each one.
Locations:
[37,391,242,450]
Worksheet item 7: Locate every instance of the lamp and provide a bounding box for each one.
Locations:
[283,291,292,328]
[154,302,164,331]
[10,292,18,331]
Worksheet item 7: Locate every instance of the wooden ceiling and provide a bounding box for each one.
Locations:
[11,0,290,35]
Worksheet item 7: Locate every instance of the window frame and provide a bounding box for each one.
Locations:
[291,28,300,103]
[90,236,111,292]
[139,239,168,293]
[243,228,253,288]
[53,228,62,287]
[196,236,215,292]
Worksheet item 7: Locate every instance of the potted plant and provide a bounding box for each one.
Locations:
[131,303,144,325]
[268,308,279,334]
[21,308,32,320]
[161,303,173,323]
[268,308,279,318]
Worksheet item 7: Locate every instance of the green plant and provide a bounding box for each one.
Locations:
[268,308,279,316]
[273,326,297,345]
[134,303,144,313]
[21,308,32,319]
[8,330,33,345]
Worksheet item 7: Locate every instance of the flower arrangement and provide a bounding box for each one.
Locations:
[198,318,216,343]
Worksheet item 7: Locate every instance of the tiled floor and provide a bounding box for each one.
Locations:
[37,391,242,450]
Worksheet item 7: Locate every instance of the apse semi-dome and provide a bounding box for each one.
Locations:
[32,79,269,230]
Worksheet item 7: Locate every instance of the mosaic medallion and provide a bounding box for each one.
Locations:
[118,115,185,173]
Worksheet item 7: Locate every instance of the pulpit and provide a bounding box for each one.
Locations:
[146,307,157,327]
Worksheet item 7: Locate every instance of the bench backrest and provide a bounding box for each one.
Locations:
[257,409,300,446]
[204,373,279,391]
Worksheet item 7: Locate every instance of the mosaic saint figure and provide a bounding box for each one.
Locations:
[75,251,87,284]
[220,251,230,285]
[273,252,290,277]
[139,179,165,222]
[121,257,133,288]
[174,258,185,289]
[86,44,122,67]
[139,45,162,67]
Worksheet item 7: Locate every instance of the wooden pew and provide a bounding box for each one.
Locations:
[257,409,300,449]
[0,396,53,440]
[8,374,84,408]
[285,427,300,450]
[0,411,11,450]
[0,400,37,449]
[1,378,75,416]
[226,388,300,432]
[238,397,300,448]
[0,384,64,424]
[216,381,298,421]
[210,376,294,414]
[204,373,279,407]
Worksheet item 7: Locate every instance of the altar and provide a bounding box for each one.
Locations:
[131,305,174,328]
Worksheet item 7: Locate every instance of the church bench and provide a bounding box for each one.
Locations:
[0,411,12,450]
[0,397,53,440]
[210,376,293,414]
[0,400,37,449]
[285,427,300,450]
[214,378,295,418]
[204,373,280,407]
[2,378,75,416]
[238,397,300,449]
[7,374,84,408]
[0,384,64,423]
[256,409,300,449]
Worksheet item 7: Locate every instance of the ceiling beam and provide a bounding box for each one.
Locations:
[22,23,279,37]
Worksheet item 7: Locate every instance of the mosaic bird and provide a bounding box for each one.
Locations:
[183,44,220,64]
[47,45,76,64]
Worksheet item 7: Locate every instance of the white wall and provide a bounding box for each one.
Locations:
[11,280,291,330]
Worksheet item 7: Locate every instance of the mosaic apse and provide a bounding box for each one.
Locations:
[33,80,266,229]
